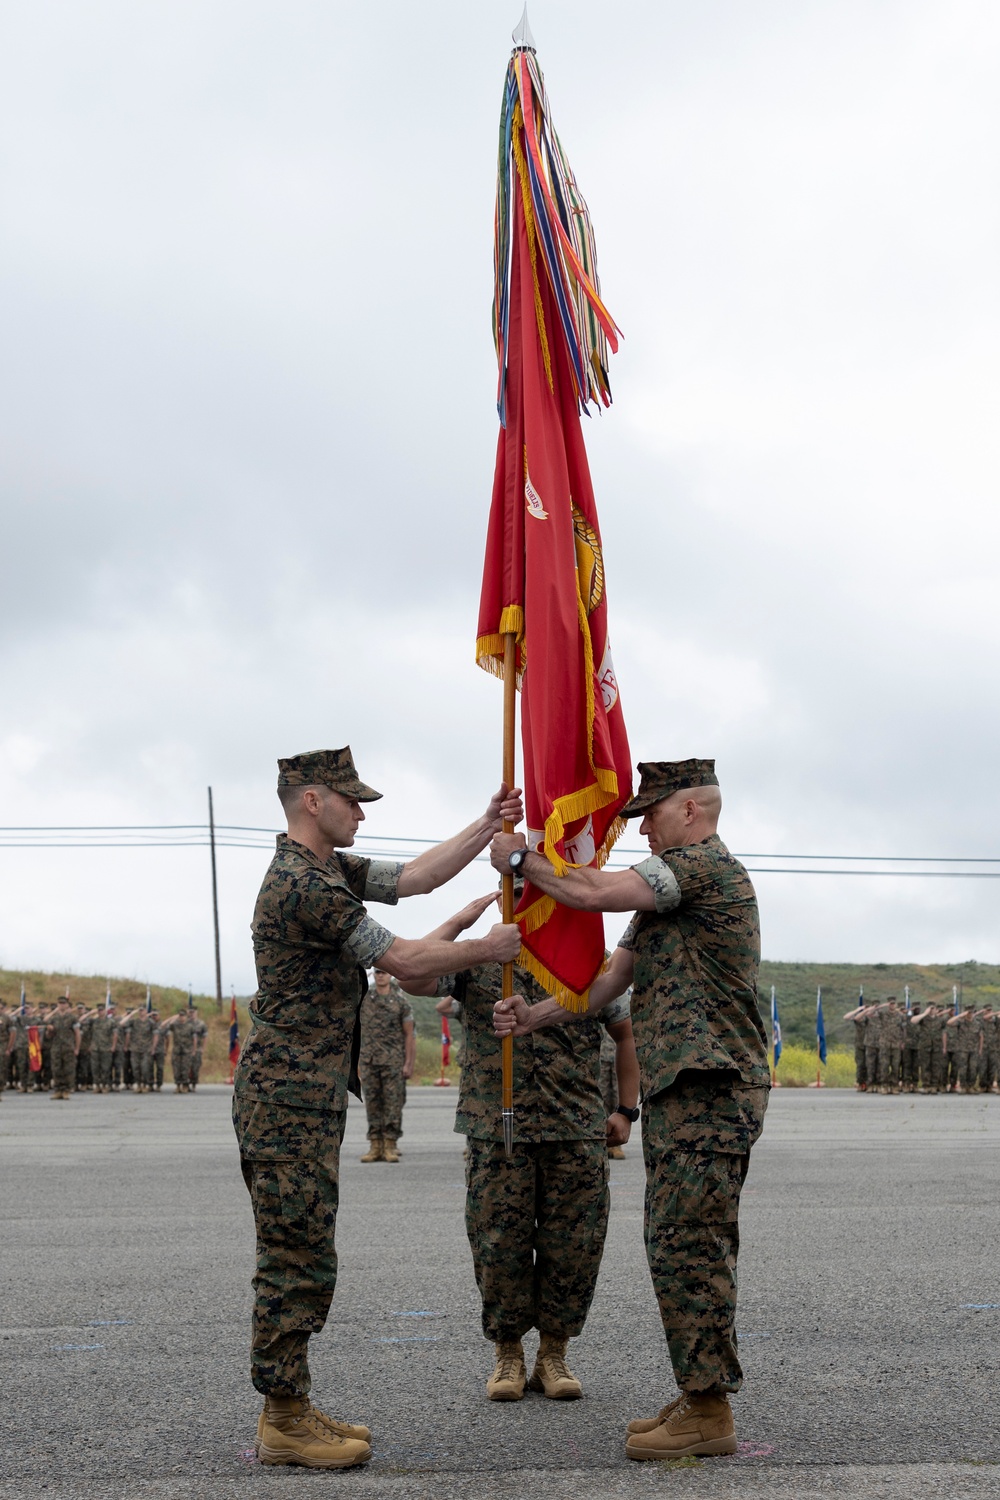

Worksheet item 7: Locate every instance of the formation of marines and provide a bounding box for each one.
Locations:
[0,1000,208,1098]
[845,998,1000,1094]
[233,746,767,1471]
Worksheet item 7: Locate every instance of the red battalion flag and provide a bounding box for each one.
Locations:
[228,991,240,1069]
[27,1025,42,1073]
[477,38,631,1009]
[441,1015,452,1069]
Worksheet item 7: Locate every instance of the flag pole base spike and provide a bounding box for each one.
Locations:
[502,1110,514,1158]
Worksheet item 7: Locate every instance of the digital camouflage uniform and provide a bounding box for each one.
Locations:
[619,832,769,1396]
[358,980,412,1143]
[927,1009,948,1092]
[947,1012,975,1090]
[189,1017,208,1087]
[75,1011,92,1090]
[150,1021,165,1089]
[851,1010,868,1088]
[0,1010,9,1093]
[902,1005,921,1088]
[169,1013,196,1088]
[598,1027,619,1115]
[233,832,402,1398]
[11,1012,30,1090]
[986,1014,1000,1091]
[128,1011,156,1089]
[48,1008,79,1095]
[886,1007,906,1090]
[110,1017,125,1089]
[90,1011,117,1090]
[445,961,629,1344]
[864,1007,883,1090]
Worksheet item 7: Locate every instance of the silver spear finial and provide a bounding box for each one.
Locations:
[512,4,536,51]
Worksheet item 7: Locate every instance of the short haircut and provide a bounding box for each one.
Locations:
[277,782,324,814]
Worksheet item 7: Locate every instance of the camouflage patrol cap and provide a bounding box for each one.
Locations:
[619,758,719,819]
[277,746,382,802]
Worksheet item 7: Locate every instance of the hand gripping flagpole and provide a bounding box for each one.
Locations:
[501,632,517,1158]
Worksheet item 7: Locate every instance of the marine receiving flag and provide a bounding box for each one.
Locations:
[477,35,631,1008]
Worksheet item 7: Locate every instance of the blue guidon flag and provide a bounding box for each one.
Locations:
[816,986,827,1065]
[771,986,782,1069]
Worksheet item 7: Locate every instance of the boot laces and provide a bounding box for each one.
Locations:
[542,1350,571,1382]
[496,1345,522,1381]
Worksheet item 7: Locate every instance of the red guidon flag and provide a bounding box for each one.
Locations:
[477,45,631,1011]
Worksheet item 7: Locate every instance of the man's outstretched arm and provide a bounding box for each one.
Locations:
[493,946,635,1035]
[395,786,524,898]
[488,833,655,914]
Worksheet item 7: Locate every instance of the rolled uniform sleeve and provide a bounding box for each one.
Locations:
[631,855,682,913]
[342,912,396,967]
[363,860,404,906]
[600,990,632,1029]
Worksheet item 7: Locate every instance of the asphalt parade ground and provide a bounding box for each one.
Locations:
[2,1087,999,1500]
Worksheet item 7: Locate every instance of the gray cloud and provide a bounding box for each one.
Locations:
[1,0,997,992]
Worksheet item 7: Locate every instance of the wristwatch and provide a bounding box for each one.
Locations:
[508,848,528,874]
[613,1103,641,1123]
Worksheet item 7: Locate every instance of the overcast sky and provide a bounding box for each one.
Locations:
[1,0,998,996]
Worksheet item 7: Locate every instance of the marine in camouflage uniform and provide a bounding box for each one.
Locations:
[126,1008,157,1092]
[412,923,636,1399]
[492,759,769,1461]
[75,1005,93,1091]
[844,1003,871,1090]
[946,1008,975,1092]
[901,1001,921,1090]
[150,1013,166,1089]
[232,747,520,1469]
[0,1007,10,1095]
[358,972,415,1160]
[47,999,80,1099]
[864,1005,883,1093]
[188,1009,208,1089]
[11,1009,31,1091]
[164,1008,196,1092]
[90,1006,118,1092]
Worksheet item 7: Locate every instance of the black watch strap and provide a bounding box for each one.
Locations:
[508,848,528,873]
[614,1104,640,1123]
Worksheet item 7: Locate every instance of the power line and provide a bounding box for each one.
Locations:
[0,824,999,875]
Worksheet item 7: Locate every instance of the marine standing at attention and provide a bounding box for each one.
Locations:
[492,759,769,1462]
[405,886,639,1404]
[233,747,522,1472]
[358,969,415,1164]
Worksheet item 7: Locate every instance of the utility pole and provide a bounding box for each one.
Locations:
[208,786,223,1013]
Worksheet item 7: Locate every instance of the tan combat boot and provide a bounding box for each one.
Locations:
[486,1340,527,1401]
[255,1400,371,1455]
[258,1395,371,1469]
[360,1138,384,1163]
[625,1391,736,1461]
[527,1333,582,1399]
[626,1392,685,1434]
[608,1145,626,1160]
[382,1139,400,1163]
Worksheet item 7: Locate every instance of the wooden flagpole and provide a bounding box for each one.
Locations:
[501,633,517,1158]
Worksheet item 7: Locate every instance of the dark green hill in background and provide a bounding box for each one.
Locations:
[759,960,1000,1047]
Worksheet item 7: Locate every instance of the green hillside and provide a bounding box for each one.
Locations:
[5,961,996,1080]
[758,959,999,1048]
